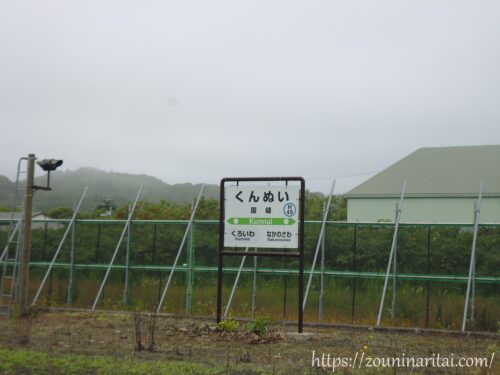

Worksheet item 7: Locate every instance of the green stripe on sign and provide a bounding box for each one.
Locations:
[227,217,296,225]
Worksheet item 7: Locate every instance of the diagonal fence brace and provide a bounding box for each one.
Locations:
[302,178,336,310]
[32,186,88,305]
[92,186,143,310]
[156,184,205,313]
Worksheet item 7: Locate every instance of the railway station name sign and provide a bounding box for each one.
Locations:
[223,185,299,248]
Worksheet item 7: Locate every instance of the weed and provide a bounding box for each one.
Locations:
[217,319,239,333]
[486,344,497,359]
[133,312,156,352]
[246,317,271,336]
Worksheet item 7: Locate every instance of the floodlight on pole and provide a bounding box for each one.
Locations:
[37,159,63,171]
[34,159,63,191]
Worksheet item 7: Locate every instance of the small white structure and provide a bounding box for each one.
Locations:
[0,212,62,230]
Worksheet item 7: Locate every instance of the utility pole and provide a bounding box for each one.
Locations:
[9,154,62,315]
[18,154,35,314]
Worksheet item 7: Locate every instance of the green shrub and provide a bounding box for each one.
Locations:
[217,319,239,332]
[245,317,270,336]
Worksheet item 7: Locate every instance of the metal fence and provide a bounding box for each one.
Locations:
[1,219,499,332]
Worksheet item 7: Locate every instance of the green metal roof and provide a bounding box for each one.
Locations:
[345,145,500,198]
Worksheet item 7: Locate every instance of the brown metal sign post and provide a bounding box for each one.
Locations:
[217,177,305,333]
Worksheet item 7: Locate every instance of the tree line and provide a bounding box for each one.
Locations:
[1,194,499,279]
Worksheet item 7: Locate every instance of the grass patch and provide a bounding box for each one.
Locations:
[0,347,227,375]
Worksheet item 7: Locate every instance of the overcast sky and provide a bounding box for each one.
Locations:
[0,0,499,194]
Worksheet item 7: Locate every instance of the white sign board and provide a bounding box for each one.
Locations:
[223,185,300,248]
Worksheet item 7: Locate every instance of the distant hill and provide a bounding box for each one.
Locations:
[0,167,219,212]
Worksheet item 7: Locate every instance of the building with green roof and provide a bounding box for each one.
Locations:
[345,145,500,223]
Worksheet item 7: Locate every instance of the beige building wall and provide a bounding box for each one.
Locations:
[347,197,500,223]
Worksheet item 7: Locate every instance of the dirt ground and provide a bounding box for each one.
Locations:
[0,309,498,374]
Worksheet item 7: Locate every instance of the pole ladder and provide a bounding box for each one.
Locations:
[0,157,28,318]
